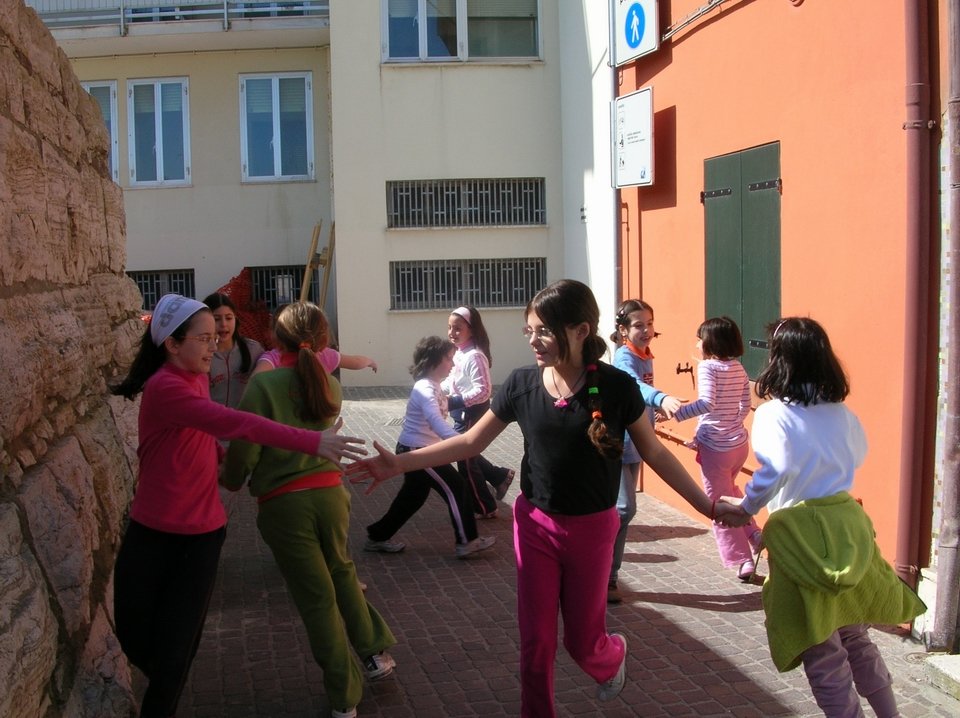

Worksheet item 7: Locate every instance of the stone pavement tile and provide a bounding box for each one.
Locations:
[173,386,960,718]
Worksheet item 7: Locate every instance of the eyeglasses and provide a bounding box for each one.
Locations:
[522,326,555,341]
[184,334,219,346]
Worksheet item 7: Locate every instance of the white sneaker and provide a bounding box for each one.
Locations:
[331,708,357,718]
[362,651,396,680]
[363,538,405,553]
[455,535,496,558]
[596,633,627,701]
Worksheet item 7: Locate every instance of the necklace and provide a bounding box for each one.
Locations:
[551,367,586,409]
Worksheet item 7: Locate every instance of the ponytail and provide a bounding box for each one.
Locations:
[295,343,338,423]
[274,303,339,423]
[583,337,621,459]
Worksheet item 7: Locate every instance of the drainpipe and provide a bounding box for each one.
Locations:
[898,0,936,590]
[929,0,960,654]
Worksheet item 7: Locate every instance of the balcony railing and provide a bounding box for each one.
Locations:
[26,1,329,33]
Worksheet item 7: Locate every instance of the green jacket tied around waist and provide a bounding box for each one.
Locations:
[761,492,925,672]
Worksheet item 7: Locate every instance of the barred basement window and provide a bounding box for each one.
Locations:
[386,178,546,228]
[128,269,196,310]
[390,257,546,310]
[248,264,319,311]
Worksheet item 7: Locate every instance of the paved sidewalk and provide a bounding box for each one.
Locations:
[179,387,960,718]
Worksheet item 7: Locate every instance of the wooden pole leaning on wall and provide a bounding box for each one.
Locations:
[319,222,335,308]
[299,221,322,303]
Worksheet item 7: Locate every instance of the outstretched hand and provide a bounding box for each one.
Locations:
[316,418,367,470]
[345,441,404,494]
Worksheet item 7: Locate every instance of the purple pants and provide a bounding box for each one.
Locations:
[802,624,899,718]
[698,443,760,568]
[513,495,624,718]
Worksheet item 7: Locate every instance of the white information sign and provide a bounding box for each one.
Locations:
[611,0,659,66]
[612,87,654,188]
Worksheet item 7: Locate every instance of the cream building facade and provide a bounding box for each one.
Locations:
[28,0,617,385]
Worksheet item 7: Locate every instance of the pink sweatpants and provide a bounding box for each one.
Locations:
[698,443,760,568]
[801,624,900,718]
[513,495,624,718]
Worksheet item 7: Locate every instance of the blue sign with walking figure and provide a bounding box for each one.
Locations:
[612,0,659,66]
[625,3,644,50]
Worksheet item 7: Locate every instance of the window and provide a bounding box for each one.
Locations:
[387,178,546,228]
[382,0,539,62]
[240,73,314,182]
[81,81,119,182]
[249,264,319,310]
[128,269,196,310]
[127,78,191,186]
[389,257,546,310]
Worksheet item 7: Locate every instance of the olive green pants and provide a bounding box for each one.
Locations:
[257,486,395,709]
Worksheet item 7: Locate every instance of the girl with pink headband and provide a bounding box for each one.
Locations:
[442,305,515,517]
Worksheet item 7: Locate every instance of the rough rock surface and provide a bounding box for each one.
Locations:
[1,2,142,716]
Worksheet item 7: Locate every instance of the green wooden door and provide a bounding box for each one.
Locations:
[703,143,781,377]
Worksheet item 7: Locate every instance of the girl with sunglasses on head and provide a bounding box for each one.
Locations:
[348,279,737,718]
[111,294,365,718]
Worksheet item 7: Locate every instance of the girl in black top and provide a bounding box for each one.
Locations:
[349,279,737,718]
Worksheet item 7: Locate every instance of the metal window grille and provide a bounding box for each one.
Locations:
[127,269,196,310]
[248,264,318,311]
[386,178,546,229]
[389,257,546,311]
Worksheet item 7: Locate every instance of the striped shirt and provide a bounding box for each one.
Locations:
[674,358,751,450]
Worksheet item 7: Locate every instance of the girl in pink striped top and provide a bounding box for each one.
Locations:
[673,316,761,582]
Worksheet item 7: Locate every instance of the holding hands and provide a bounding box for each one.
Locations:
[657,394,683,420]
[713,495,753,528]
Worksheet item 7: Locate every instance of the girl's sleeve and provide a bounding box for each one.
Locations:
[674,362,716,421]
[740,407,792,514]
[738,373,752,424]
[222,380,266,490]
[151,373,319,455]
[247,338,265,367]
[460,352,492,406]
[256,349,280,369]
[615,350,665,408]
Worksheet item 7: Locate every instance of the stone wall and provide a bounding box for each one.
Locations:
[0,3,143,716]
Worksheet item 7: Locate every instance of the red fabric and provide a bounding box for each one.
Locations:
[215,268,275,349]
[256,471,342,504]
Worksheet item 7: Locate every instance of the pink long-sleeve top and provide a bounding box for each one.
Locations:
[131,363,321,534]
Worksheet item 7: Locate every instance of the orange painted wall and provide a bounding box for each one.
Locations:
[617,1,914,561]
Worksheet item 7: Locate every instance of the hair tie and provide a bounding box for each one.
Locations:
[299,341,312,350]
[591,410,603,420]
[585,363,597,371]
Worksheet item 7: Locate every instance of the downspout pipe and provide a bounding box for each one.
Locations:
[929,0,960,654]
[898,0,936,589]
